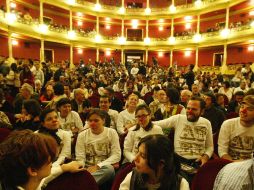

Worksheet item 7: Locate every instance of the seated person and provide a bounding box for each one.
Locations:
[213,158,254,190]
[218,95,254,161]
[71,88,90,114]
[0,111,12,129]
[120,134,189,190]
[14,99,41,131]
[38,109,84,188]
[40,83,55,102]
[99,95,119,130]
[56,98,84,134]
[227,91,245,115]
[123,104,163,163]
[76,109,121,185]
[117,93,139,135]
[0,130,58,190]
[154,96,213,183]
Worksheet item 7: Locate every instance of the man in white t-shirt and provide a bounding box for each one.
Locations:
[218,95,254,161]
[154,96,213,182]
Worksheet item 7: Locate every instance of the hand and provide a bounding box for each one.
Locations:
[196,154,209,166]
[61,161,85,173]
[87,165,100,173]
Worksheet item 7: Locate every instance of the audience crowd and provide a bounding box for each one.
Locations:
[0,55,254,190]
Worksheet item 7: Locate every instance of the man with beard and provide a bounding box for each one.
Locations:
[154,96,213,183]
[218,95,254,161]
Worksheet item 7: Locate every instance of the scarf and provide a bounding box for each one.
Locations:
[38,126,62,145]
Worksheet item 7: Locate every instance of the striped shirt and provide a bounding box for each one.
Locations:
[213,159,254,190]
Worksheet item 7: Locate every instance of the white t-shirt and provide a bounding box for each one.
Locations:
[108,109,119,130]
[218,117,254,160]
[154,114,214,159]
[124,125,163,162]
[119,171,190,190]
[58,111,84,132]
[117,109,136,135]
[75,127,121,168]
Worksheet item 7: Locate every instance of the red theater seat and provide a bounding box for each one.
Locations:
[0,128,11,143]
[191,159,232,190]
[45,171,99,190]
[111,163,135,190]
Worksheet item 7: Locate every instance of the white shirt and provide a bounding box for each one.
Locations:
[154,114,214,159]
[108,109,119,130]
[119,171,190,190]
[58,111,84,132]
[117,109,136,135]
[218,117,254,160]
[124,125,163,162]
[75,127,121,168]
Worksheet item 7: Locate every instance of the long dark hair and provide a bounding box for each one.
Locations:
[133,104,153,131]
[134,134,181,190]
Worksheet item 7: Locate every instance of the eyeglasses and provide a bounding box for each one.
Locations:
[135,114,149,119]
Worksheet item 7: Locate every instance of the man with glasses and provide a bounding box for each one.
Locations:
[218,95,254,161]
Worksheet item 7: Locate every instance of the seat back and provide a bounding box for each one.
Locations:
[0,128,11,143]
[45,171,99,190]
[191,159,232,190]
[111,163,135,190]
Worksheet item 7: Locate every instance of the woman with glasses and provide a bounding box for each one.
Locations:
[75,109,121,186]
[120,134,189,190]
[123,104,163,164]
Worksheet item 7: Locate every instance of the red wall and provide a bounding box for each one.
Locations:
[12,39,40,60]
[100,24,121,37]
[198,48,224,66]
[45,13,69,27]
[173,50,196,67]
[148,51,170,67]
[1,38,253,67]
[227,47,254,64]
[0,36,8,57]
[149,25,170,38]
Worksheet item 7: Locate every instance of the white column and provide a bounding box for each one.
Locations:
[121,48,124,65]
[40,39,45,62]
[121,19,124,36]
[171,18,174,37]
[145,49,148,64]
[8,32,13,59]
[6,0,10,13]
[70,10,73,31]
[122,0,124,7]
[194,47,199,71]
[146,20,148,38]
[221,43,228,74]
[170,49,173,67]
[96,48,99,62]
[225,7,229,29]
[96,16,99,34]
[40,1,43,24]
[197,15,200,34]
[70,44,74,68]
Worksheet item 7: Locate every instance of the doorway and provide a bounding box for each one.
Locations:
[44,49,54,63]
